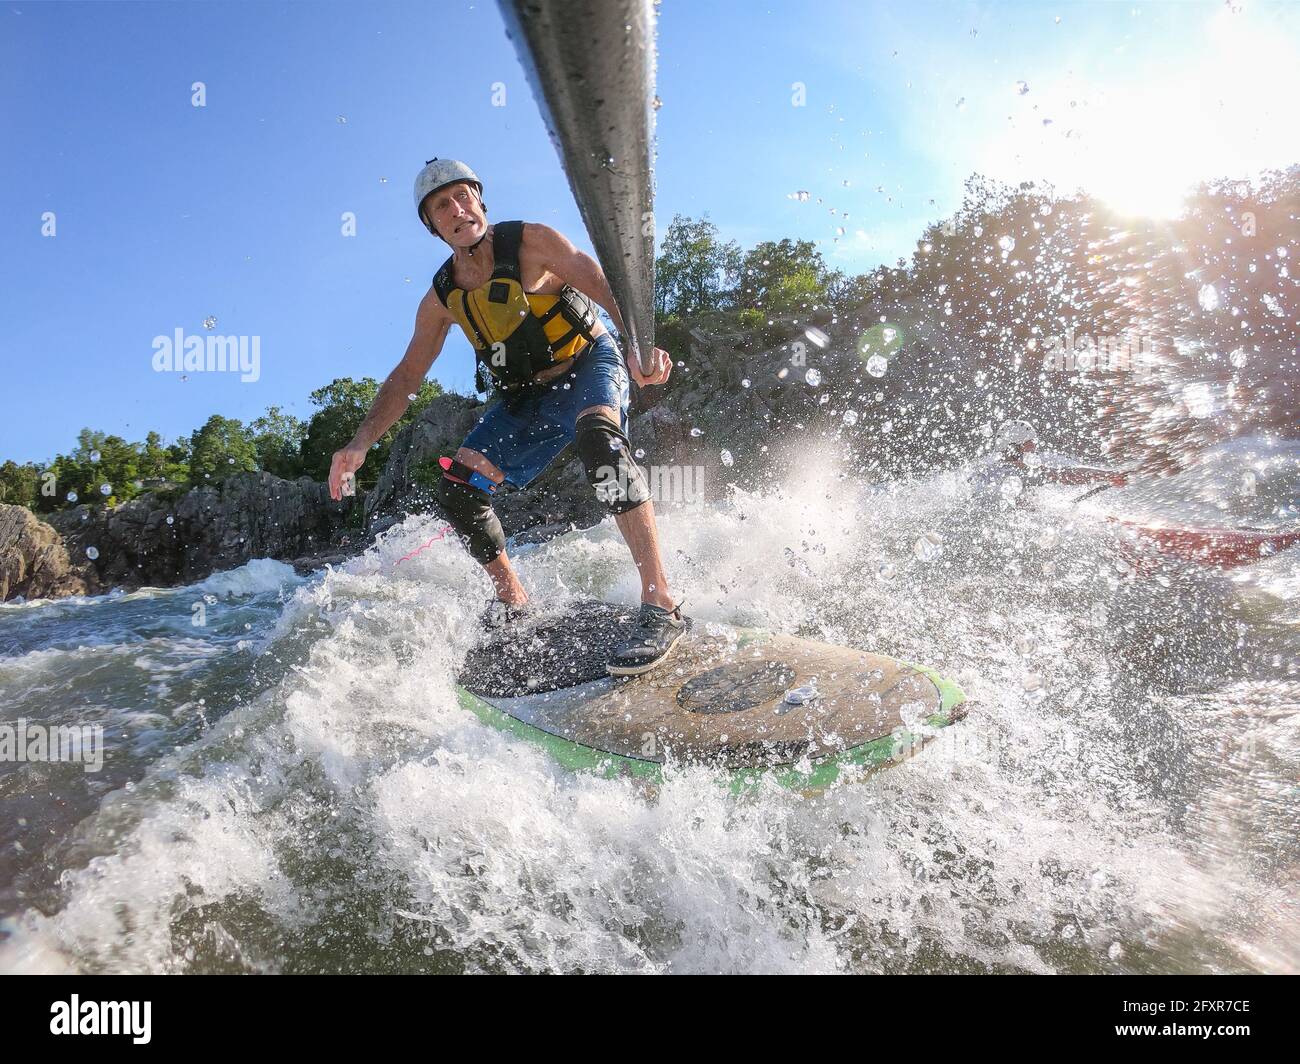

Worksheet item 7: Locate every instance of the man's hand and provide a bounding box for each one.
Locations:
[328,442,369,501]
[629,346,672,387]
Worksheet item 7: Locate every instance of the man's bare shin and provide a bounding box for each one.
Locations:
[484,551,528,606]
[614,501,675,609]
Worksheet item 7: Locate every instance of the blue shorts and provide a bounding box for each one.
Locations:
[460,332,630,488]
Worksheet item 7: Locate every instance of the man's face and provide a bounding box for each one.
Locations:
[421,182,486,246]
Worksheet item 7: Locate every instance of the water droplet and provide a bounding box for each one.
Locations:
[998,235,1016,253]
[689,427,703,438]
[166,516,174,525]
[805,368,822,386]
[203,315,217,330]
[913,532,944,562]
[804,327,829,348]
[955,97,966,110]
[1197,283,1220,311]
[790,190,810,202]
[90,450,101,463]
[634,448,645,459]
[876,561,897,581]
[842,410,858,426]
[721,449,734,467]
[741,378,751,388]
[99,483,112,496]
[336,114,348,124]
[408,393,418,401]
[866,354,888,377]
[66,491,78,502]
[85,546,99,560]
[1015,80,1030,96]
[1000,476,1024,502]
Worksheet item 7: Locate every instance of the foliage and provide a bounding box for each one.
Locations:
[188,416,258,486]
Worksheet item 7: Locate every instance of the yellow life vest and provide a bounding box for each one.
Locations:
[432,220,599,390]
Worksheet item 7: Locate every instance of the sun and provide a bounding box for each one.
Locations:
[980,3,1300,221]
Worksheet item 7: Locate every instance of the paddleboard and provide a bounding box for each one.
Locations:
[457,600,967,792]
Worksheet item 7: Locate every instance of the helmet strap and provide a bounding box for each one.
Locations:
[452,223,493,261]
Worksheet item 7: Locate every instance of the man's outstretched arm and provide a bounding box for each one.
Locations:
[328,289,451,500]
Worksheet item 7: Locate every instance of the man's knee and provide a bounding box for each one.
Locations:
[454,448,505,484]
[437,453,506,565]
[574,411,650,515]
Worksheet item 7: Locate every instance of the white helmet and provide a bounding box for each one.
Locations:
[994,419,1038,448]
[413,158,483,233]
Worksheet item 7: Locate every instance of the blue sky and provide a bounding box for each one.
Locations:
[2,0,1297,464]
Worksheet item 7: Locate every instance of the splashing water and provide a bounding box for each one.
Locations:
[0,463,1296,974]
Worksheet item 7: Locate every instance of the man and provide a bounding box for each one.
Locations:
[970,419,1128,504]
[328,159,686,675]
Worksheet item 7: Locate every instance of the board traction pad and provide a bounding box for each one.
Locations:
[459,600,967,774]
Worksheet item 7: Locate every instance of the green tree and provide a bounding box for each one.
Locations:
[189,416,258,485]
[0,461,40,508]
[44,430,143,509]
[654,213,742,317]
[249,406,306,479]
[734,238,834,314]
[139,431,171,481]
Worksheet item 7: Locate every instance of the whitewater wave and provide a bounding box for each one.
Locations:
[1,467,1296,973]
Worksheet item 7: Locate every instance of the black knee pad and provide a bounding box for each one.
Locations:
[574,412,650,514]
[437,469,506,565]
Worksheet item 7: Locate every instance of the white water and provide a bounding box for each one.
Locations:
[1,465,1296,973]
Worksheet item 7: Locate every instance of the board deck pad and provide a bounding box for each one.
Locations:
[459,599,965,773]
[462,601,652,697]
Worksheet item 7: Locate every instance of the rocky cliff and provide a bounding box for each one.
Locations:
[0,504,100,601]
[45,472,351,593]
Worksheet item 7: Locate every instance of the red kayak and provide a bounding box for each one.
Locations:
[1112,519,1300,570]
